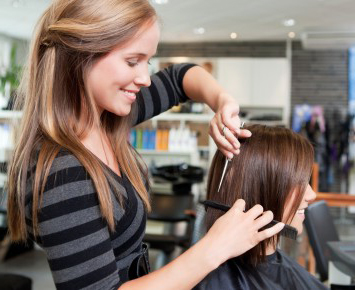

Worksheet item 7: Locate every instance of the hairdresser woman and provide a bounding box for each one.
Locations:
[7,0,284,289]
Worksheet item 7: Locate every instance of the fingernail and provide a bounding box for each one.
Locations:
[243,130,252,137]
[228,152,234,159]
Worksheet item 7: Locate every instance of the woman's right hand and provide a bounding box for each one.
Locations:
[202,199,284,267]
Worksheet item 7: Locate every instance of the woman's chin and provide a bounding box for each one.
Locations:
[296,226,303,236]
[107,107,131,117]
[290,217,304,236]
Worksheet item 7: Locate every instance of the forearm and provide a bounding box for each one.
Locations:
[119,199,285,289]
[182,65,235,112]
[119,235,218,290]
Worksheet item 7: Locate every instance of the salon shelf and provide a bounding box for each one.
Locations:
[0,110,22,120]
[137,149,200,166]
[151,112,285,126]
[138,149,197,155]
[0,172,7,187]
[151,112,214,126]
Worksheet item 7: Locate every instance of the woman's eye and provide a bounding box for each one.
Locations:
[127,60,138,67]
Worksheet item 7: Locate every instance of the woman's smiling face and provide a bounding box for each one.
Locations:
[284,184,316,235]
[87,20,160,116]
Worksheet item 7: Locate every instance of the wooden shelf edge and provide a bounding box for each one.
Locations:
[314,192,355,207]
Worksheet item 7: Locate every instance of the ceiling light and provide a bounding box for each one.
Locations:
[230,32,238,39]
[283,19,296,27]
[288,32,296,38]
[152,0,169,4]
[193,27,205,35]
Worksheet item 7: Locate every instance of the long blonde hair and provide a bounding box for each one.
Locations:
[7,0,156,241]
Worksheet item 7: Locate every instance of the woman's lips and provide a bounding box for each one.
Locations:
[297,208,305,219]
[120,89,137,101]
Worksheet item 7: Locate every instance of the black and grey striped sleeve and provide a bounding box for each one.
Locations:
[28,153,120,290]
[133,63,197,125]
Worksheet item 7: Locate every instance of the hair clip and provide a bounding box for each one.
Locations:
[40,36,53,48]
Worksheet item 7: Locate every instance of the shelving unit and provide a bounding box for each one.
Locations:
[147,109,287,168]
[0,110,22,120]
[137,149,200,166]
[0,110,21,187]
[151,112,214,127]
[138,112,216,167]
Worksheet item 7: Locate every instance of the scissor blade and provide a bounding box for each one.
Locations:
[217,158,229,192]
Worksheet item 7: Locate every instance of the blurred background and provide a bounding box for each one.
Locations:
[1,0,355,289]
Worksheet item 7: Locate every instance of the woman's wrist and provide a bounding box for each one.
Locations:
[196,234,224,271]
[216,92,237,112]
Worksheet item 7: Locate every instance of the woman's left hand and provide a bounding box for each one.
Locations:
[209,93,251,159]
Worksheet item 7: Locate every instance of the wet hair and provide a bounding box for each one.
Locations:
[206,124,314,266]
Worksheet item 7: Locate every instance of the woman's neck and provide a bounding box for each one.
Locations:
[80,126,121,176]
[81,126,104,156]
[265,243,277,256]
[81,127,113,166]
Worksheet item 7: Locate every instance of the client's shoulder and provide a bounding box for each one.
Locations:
[193,259,247,290]
[268,250,328,289]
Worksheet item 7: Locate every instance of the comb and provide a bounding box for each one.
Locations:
[201,200,298,240]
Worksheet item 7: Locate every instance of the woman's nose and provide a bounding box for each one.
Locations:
[134,66,151,87]
[305,184,317,202]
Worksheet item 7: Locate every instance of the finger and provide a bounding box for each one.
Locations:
[220,148,234,159]
[245,204,264,219]
[220,107,241,134]
[210,116,227,139]
[222,118,240,135]
[220,126,241,153]
[257,222,285,241]
[254,210,274,229]
[210,124,236,153]
[238,129,252,138]
[231,199,246,212]
[214,113,224,133]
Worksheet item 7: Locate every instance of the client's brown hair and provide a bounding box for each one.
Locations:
[206,124,314,266]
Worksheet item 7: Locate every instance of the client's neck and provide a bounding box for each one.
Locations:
[265,243,277,256]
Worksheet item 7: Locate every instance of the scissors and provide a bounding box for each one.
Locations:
[217,121,244,192]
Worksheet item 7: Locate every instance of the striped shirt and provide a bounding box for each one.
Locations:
[25,63,196,289]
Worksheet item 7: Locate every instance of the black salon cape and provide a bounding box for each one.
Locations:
[194,250,328,290]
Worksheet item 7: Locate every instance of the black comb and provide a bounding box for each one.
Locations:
[201,200,298,240]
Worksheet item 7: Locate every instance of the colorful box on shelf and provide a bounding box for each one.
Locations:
[130,127,197,152]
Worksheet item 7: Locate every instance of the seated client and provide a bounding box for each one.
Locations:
[194,124,328,290]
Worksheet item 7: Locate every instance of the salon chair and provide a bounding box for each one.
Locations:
[150,163,204,195]
[305,200,355,288]
[304,200,339,282]
[143,193,196,265]
[0,274,32,290]
[144,163,204,266]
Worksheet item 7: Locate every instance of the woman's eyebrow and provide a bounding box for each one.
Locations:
[125,52,157,58]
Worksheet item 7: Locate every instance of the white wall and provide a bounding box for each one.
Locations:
[216,57,290,124]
